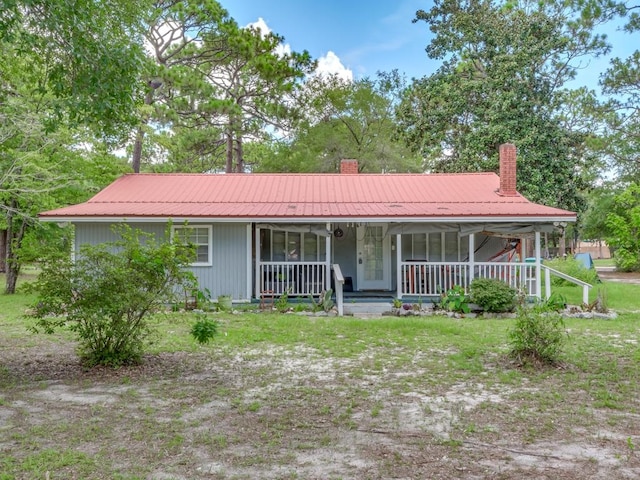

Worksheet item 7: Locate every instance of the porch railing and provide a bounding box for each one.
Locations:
[400,261,537,297]
[542,265,592,304]
[333,264,345,316]
[259,262,327,296]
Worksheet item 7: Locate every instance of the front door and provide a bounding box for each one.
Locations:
[356,224,391,290]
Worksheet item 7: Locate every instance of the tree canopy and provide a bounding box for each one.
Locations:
[3,0,640,276]
[396,0,611,212]
[256,71,423,173]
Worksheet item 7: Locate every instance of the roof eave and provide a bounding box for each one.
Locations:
[40,214,577,224]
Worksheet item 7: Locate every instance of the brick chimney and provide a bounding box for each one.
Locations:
[340,159,358,174]
[498,143,517,196]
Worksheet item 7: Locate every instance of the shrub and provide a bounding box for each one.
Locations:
[28,224,197,367]
[508,305,567,366]
[274,289,290,313]
[543,256,599,286]
[438,285,470,313]
[469,278,517,312]
[190,315,219,344]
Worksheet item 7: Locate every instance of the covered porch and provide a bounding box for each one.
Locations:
[253,222,551,303]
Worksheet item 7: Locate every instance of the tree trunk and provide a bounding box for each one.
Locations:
[543,232,549,259]
[235,136,244,173]
[131,126,145,173]
[0,229,6,273]
[4,205,26,294]
[558,230,566,258]
[5,260,19,295]
[225,130,233,173]
[131,85,157,173]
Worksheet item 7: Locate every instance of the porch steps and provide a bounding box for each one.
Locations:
[343,301,394,316]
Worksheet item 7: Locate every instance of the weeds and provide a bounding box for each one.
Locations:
[190,314,219,344]
[509,305,567,366]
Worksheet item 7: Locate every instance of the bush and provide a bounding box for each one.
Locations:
[190,315,219,344]
[469,278,517,312]
[612,249,640,272]
[28,224,197,367]
[438,285,470,313]
[508,305,567,366]
[543,256,599,286]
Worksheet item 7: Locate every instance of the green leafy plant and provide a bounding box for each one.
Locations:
[439,285,470,314]
[190,314,219,344]
[469,278,517,312]
[274,289,290,313]
[543,257,599,285]
[27,224,197,367]
[508,305,567,366]
[197,288,212,310]
[392,298,403,309]
[310,289,334,312]
[544,292,567,311]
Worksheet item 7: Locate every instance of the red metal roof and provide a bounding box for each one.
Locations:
[39,173,576,220]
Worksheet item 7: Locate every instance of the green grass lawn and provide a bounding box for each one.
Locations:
[593,258,615,267]
[553,280,640,312]
[2,272,640,479]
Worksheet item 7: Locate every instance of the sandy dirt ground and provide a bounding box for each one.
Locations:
[2,331,640,479]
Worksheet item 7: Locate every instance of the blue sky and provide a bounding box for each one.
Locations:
[223,0,636,92]
[224,0,438,81]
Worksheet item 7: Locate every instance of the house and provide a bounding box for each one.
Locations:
[39,144,576,309]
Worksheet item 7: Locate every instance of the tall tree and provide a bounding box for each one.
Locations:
[257,71,423,173]
[0,39,130,293]
[130,0,237,173]
[397,0,610,211]
[132,5,314,173]
[598,2,640,182]
[1,0,149,140]
[605,182,640,271]
[193,24,315,173]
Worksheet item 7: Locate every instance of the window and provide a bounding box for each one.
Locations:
[173,226,212,266]
[403,232,466,262]
[262,229,326,262]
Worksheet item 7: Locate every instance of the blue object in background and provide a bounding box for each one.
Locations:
[574,252,594,269]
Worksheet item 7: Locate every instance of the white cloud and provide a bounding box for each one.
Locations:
[246,18,351,81]
[314,51,353,81]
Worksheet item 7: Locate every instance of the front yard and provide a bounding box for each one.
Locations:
[1,282,640,479]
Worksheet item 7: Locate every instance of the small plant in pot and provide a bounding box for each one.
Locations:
[217,294,233,311]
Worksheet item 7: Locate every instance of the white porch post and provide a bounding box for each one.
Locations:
[468,233,475,288]
[521,236,527,289]
[396,233,402,299]
[535,231,542,299]
[254,225,261,300]
[247,224,253,301]
[325,222,332,291]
